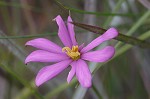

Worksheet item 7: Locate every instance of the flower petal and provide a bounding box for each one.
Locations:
[67,61,76,83]
[35,59,72,86]
[79,43,84,51]
[25,50,69,64]
[25,38,62,54]
[81,28,118,53]
[81,46,115,62]
[76,59,92,88]
[54,15,72,48]
[67,16,78,45]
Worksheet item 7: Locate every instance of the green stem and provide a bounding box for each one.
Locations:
[103,0,125,27]
[92,84,102,99]
[127,10,150,36]
[0,30,83,39]
[115,10,150,48]
[115,30,150,58]
[71,22,150,48]
[54,0,138,17]
[0,33,57,39]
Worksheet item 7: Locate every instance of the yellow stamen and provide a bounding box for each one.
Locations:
[62,46,80,60]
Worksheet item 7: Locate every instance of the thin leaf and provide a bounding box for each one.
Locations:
[71,22,150,49]
[54,0,140,17]
[0,32,57,39]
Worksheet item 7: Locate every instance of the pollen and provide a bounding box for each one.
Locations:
[62,46,80,60]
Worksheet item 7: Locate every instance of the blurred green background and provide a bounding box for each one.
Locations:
[0,0,150,99]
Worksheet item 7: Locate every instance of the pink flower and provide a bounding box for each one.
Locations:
[25,15,118,88]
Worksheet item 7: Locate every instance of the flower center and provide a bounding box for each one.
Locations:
[62,46,80,60]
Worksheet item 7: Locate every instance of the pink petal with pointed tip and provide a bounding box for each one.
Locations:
[67,61,76,83]
[81,46,115,62]
[25,50,69,64]
[76,59,92,88]
[25,38,62,54]
[81,28,118,53]
[67,16,78,46]
[35,59,73,86]
[55,15,72,48]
